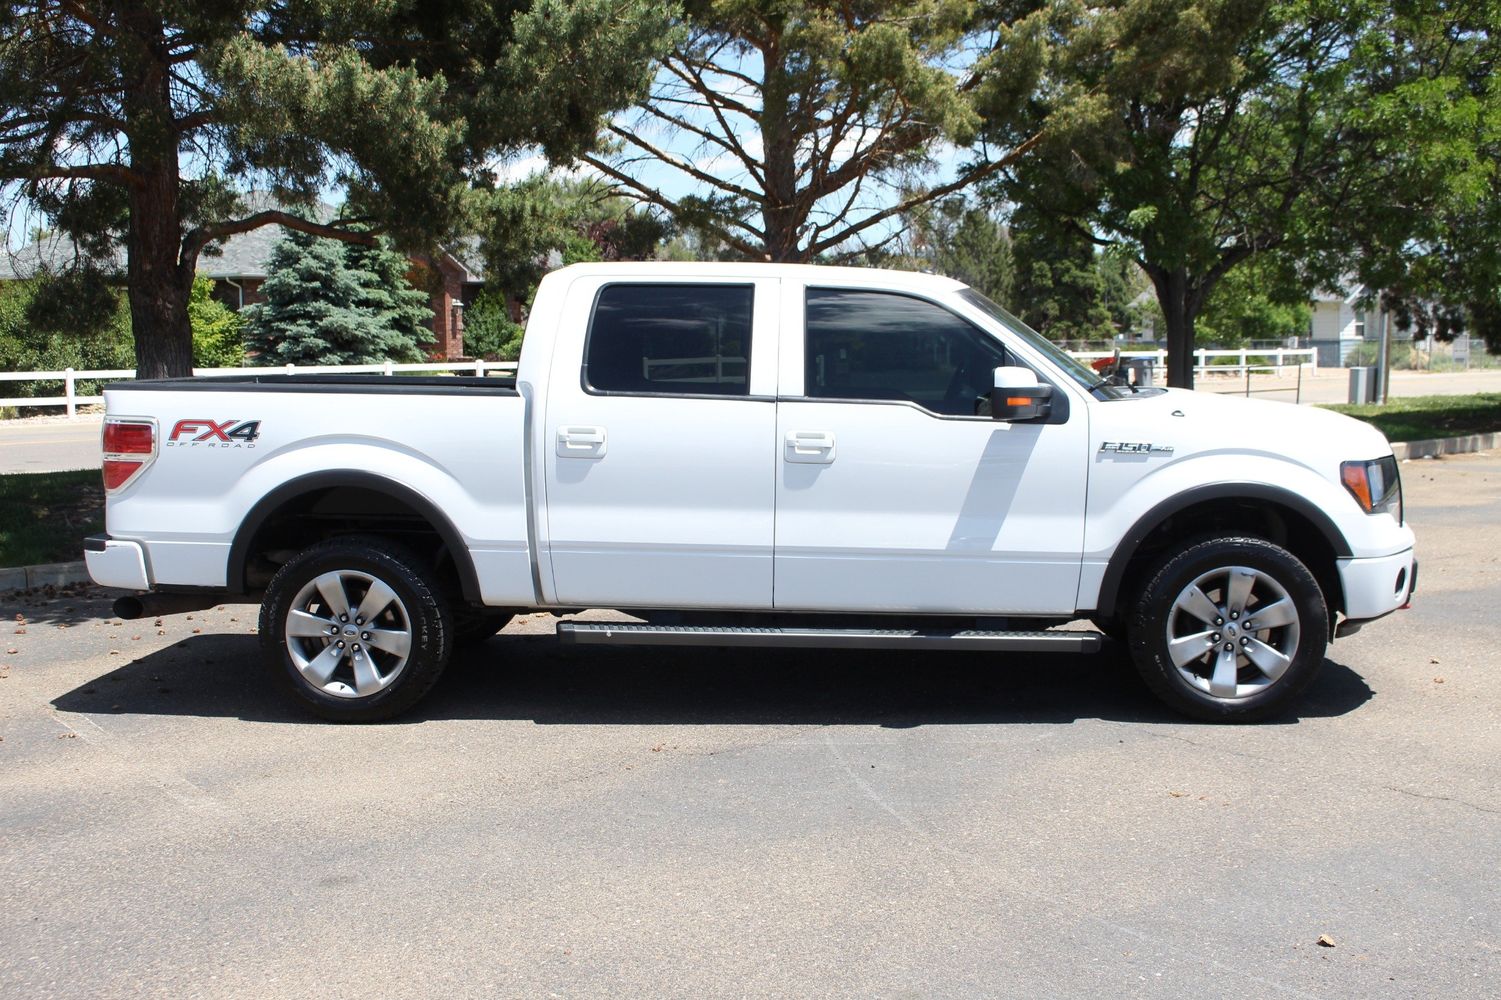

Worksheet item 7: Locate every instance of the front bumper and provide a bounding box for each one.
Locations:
[83,534,151,591]
[1337,547,1415,622]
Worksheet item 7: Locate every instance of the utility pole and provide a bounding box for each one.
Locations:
[1377,303,1393,404]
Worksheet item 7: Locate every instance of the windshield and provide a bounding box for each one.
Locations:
[958,288,1128,397]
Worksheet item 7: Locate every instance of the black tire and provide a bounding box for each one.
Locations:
[259,535,453,722]
[1091,615,1126,642]
[451,606,518,648]
[1127,536,1328,722]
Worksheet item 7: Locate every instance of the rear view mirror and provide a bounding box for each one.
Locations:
[991,366,1052,422]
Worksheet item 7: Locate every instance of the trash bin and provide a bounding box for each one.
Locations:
[1125,357,1155,387]
[1348,366,1377,404]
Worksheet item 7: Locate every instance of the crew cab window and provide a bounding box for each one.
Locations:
[804,288,1009,416]
[585,284,753,396]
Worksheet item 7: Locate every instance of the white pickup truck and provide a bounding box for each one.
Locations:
[85,263,1415,722]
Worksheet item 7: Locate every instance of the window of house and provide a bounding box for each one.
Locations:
[803,288,1009,416]
[585,284,753,395]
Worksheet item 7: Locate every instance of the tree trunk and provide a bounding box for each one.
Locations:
[1149,266,1198,389]
[122,12,193,380]
[126,164,194,379]
[757,40,803,262]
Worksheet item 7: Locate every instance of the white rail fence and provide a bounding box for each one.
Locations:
[0,348,1315,415]
[0,360,520,415]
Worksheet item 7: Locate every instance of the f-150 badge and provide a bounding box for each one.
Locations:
[1099,441,1174,455]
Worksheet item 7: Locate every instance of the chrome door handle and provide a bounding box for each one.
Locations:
[557,425,607,458]
[785,430,835,464]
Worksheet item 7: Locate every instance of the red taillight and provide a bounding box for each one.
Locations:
[102,418,156,493]
[103,421,153,455]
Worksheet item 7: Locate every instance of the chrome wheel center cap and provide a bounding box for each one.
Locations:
[1227,623,1238,638]
[343,627,358,637]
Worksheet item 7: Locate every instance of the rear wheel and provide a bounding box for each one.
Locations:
[1128,536,1328,722]
[260,536,453,722]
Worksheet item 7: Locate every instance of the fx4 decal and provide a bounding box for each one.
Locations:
[167,419,262,448]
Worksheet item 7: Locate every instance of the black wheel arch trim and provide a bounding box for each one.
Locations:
[226,471,482,603]
[1092,483,1353,617]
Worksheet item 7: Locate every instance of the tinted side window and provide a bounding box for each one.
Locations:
[585,284,753,396]
[804,288,1008,416]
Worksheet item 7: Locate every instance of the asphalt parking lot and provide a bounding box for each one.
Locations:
[2,454,1498,999]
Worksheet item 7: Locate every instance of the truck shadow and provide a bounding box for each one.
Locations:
[50,631,1375,726]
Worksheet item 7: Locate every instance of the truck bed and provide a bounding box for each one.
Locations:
[109,373,519,395]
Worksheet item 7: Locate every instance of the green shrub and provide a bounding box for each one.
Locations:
[189,277,245,367]
[462,287,526,361]
[0,275,134,407]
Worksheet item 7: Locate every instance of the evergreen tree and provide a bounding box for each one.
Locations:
[1009,204,1112,343]
[1,1,675,377]
[584,1,1065,261]
[244,232,433,365]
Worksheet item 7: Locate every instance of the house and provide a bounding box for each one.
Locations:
[1308,282,1413,367]
[1,198,484,359]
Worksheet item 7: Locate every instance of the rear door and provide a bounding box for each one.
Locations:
[773,284,1089,615]
[542,276,779,608]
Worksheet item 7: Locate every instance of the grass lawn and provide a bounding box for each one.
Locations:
[0,469,103,567]
[1324,393,1501,443]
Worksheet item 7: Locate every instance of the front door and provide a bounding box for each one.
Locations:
[773,286,1089,615]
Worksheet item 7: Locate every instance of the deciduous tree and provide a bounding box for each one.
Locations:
[992,0,1493,387]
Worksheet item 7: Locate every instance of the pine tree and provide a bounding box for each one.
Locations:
[244,232,433,365]
[1,1,675,377]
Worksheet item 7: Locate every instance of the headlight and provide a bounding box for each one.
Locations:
[1341,456,1403,523]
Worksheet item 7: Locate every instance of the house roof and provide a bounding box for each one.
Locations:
[2,193,486,284]
[1,233,125,280]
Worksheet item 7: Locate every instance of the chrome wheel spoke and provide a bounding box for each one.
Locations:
[1178,585,1223,626]
[363,626,410,658]
[314,572,352,619]
[300,642,345,687]
[1209,646,1240,697]
[287,568,413,700]
[1243,636,1292,682]
[1225,569,1256,618]
[1244,598,1297,630]
[287,609,335,638]
[355,578,398,625]
[1168,629,1217,668]
[350,647,382,695]
[1168,561,1300,701]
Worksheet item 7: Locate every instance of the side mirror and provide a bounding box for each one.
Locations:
[991,366,1053,422]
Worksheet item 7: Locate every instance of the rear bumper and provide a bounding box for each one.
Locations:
[83,534,151,591]
[1337,547,1415,622]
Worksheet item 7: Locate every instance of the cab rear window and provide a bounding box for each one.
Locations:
[584,284,753,396]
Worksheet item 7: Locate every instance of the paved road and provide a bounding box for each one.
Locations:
[0,413,102,473]
[1,453,1497,998]
[6,369,1501,473]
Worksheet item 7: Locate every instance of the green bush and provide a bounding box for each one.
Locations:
[188,277,245,367]
[462,287,526,361]
[0,274,134,406]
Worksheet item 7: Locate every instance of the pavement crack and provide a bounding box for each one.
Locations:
[1382,784,1501,815]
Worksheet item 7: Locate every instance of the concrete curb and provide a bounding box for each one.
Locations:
[1391,431,1501,460]
[0,560,91,592]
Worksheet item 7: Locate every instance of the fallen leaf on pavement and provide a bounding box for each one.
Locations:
[1317,934,1336,948]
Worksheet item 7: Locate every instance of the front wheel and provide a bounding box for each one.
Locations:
[1127,536,1328,722]
[259,536,454,722]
